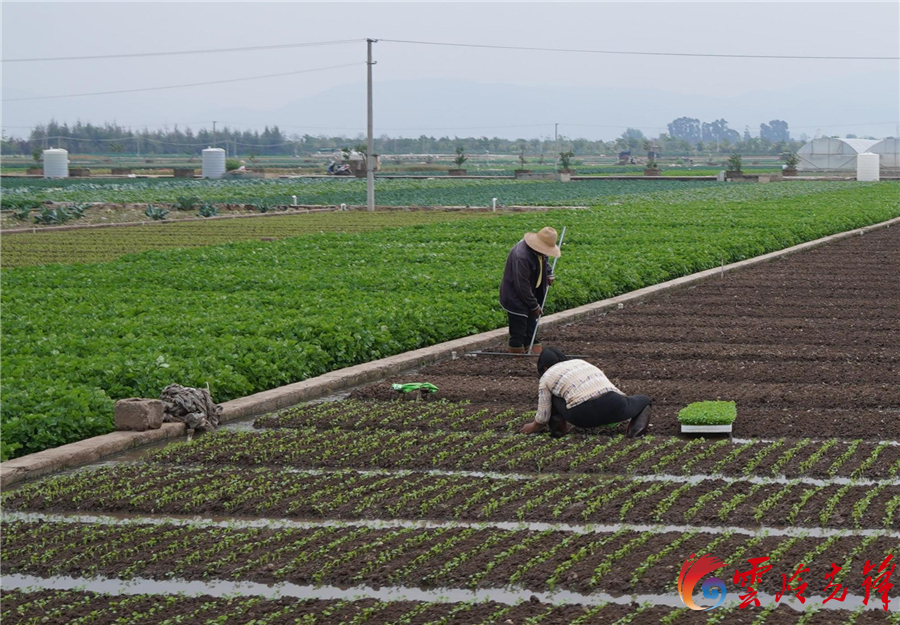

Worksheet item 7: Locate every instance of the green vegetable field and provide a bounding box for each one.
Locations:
[0,211,495,267]
[1,177,719,208]
[1,182,897,459]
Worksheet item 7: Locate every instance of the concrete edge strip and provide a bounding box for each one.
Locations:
[0,424,186,488]
[1,215,897,487]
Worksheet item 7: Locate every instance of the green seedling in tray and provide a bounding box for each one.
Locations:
[678,401,736,433]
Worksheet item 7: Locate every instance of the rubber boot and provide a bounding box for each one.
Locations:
[626,406,652,438]
[508,346,526,354]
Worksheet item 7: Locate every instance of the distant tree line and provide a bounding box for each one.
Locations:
[2,118,809,158]
[664,117,803,155]
[1,121,293,157]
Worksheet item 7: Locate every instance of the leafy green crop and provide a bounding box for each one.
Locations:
[1,176,720,208]
[0,182,897,458]
[0,211,491,267]
[173,196,201,211]
[12,206,32,221]
[678,401,737,426]
[144,205,169,221]
[33,206,72,225]
[197,202,218,217]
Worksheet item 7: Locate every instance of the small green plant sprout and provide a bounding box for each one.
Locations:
[174,196,201,211]
[726,152,743,173]
[679,401,736,433]
[198,203,219,218]
[144,205,169,221]
[559,151,575,170]
[454,146,468,168]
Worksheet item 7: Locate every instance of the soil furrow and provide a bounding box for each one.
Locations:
[5,588,894,624]
[13,464,893,530]
[3,521,897,599]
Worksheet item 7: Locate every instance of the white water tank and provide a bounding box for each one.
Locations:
[201,147,226,179]
[857,153,880,181]
[43,148,69,178]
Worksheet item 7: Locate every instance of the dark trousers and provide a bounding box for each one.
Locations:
[551,392,651,429]
[507,312,539,348]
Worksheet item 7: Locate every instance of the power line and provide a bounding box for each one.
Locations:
[2,39,364,63]
[380,38,900,61]
[2,63,362,102]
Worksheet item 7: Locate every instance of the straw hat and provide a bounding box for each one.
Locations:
[524,227,561,258]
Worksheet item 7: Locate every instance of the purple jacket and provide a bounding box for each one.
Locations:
[499,239,552,316]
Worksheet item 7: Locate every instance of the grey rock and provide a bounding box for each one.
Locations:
[114,398,164,431]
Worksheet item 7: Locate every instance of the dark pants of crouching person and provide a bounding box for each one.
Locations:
[550,392,652,429]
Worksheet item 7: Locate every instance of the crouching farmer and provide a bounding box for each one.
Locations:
[499,227,561,354]
[520,348,652,438]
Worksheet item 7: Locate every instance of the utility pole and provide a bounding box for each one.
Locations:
[212,121,217,148]
[366,39,377,212]
[554,123,559,163]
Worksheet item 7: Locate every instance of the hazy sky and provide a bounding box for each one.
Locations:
[2,1,898,139]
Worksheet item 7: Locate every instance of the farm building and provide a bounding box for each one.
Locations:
[796,137,878,171]
[870,137,900,170]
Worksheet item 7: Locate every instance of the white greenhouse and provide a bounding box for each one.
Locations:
[796,138,878,171]
[870,138,900,170]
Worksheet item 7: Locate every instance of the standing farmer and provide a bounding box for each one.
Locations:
[499,227,561,354]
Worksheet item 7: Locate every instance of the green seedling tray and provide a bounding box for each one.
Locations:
[678,401,736,433]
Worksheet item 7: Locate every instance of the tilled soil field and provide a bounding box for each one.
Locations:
[2,224,898,623]
[354,226,900,440]
[6,589,897,625]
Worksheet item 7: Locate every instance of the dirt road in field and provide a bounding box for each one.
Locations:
[355,225,899,439]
